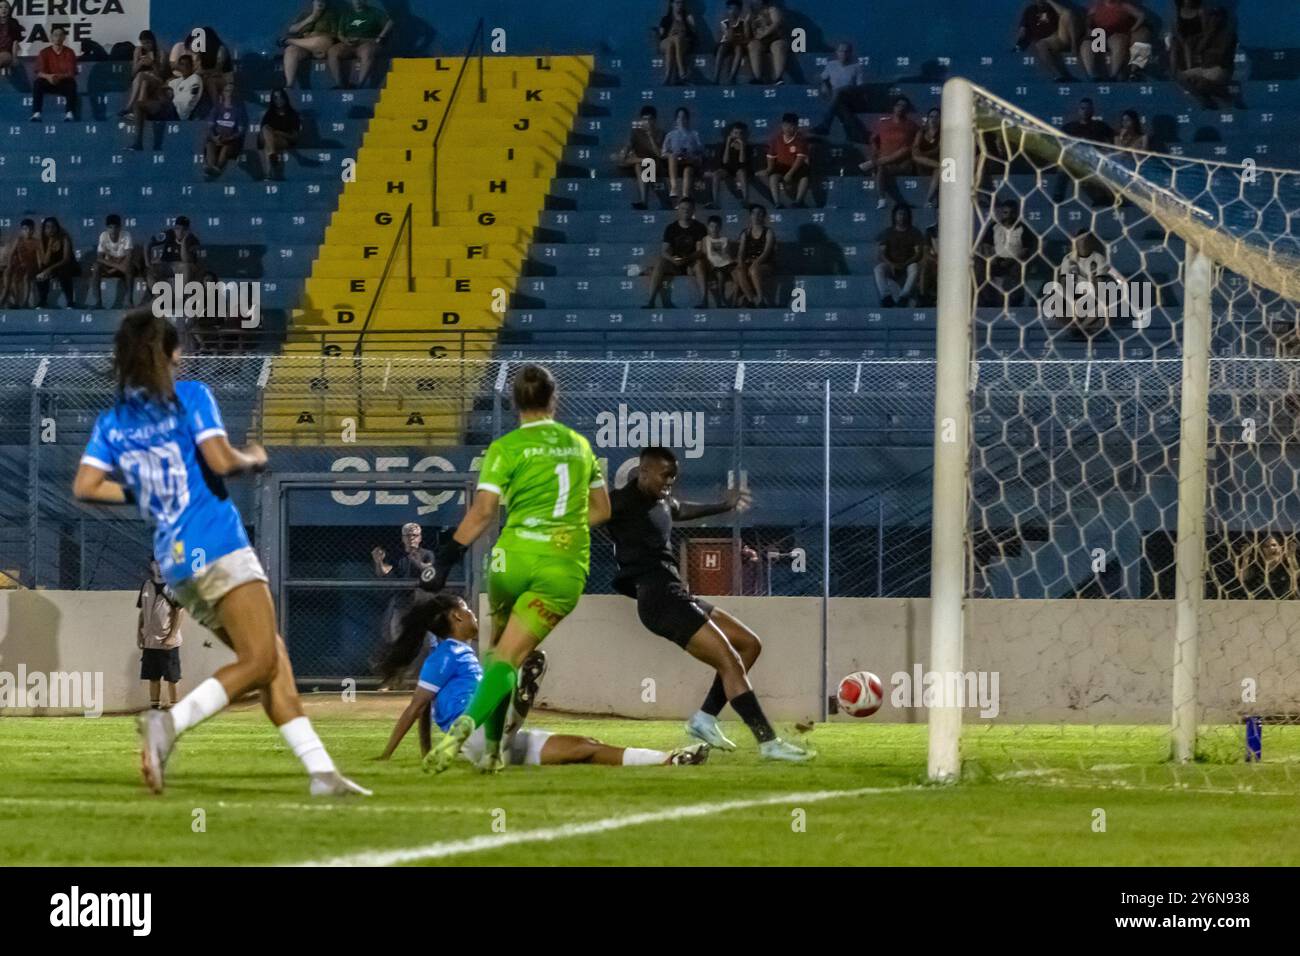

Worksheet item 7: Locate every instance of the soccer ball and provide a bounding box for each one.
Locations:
[837,671,884,718]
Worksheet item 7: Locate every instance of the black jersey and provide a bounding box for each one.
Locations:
[608,480,681,596]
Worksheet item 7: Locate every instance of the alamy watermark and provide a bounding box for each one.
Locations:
[151,276,261,329]
[0,666,104,717]
[890,665,1000,718]
[594,404,704,459]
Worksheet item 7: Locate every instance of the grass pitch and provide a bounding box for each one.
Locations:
[2,697,1298,866]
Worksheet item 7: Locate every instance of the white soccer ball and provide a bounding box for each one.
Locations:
[837,671,884,718]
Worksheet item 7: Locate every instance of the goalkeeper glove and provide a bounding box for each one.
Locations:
[419,538,467,593]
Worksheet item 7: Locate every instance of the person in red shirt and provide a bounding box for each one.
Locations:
[859,96,918,210]
[765,111,810,207]
[0,1,26,76]
[33,25,78,121]
[1080,0,1151,80]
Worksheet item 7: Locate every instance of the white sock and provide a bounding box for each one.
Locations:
[279,716,336,775]
[169,677,229,735]
[622,747,668,767]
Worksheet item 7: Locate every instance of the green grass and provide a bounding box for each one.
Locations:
[3,700,1299,866]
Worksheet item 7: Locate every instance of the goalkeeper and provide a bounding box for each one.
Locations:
[417,364,611,775]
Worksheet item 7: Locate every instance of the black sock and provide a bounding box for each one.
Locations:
[700,676,727,717]
[729,690,776,743]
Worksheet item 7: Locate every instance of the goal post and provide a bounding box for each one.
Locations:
[929,78,1300,783]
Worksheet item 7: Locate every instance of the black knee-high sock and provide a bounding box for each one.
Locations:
[729,690,776,743]
[700,676,727,717]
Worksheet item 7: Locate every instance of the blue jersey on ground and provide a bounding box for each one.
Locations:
[417,639,483,731]
[80,380,250,588]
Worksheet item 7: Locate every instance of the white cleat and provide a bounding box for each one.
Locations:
[309,771,373,797]
[667,742,711,765]
[759,737,817,763]
[137,708,176,794]
[474,748,506,774]
[685,711,737,751]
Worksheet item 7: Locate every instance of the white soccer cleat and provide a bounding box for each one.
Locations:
[759,737,817,763]
[667,742,711,766]
[685,711,737,751]
[137,708,176,794]
[309,771,373,797]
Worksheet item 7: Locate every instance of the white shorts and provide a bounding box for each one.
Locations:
[170,547,268,634]
[462,724,552,767]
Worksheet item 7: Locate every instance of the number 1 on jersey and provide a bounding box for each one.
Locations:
[552,463,571,517]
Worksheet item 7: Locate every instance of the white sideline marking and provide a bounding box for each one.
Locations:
[293,784,920,867]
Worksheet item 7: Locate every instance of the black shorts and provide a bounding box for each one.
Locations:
[140,647,181,682]
[635,579,715,648]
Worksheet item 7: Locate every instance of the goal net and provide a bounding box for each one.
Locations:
[930,79,1300,788]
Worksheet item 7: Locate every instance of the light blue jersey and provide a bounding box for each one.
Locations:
[417,640,483,731]
[81,380,250,588]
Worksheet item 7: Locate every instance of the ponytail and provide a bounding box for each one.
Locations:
[113,308,179,405]
[374,590,463,682]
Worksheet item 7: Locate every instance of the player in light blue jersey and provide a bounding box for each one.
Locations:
[73,309,369,798]
[375,591,709,768]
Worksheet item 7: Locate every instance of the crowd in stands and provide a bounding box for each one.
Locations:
[630,0,1240,324]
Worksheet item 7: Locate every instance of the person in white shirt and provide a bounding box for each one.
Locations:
[977,199,1036,308]
[130,54,203,151]
[138,558,184,710]
[89,214,137,308]
[811,42,869,141]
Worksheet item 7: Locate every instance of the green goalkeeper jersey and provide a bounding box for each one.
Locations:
[476,418,605,571]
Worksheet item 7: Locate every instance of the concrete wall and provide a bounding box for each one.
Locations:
[4,590,1298,721]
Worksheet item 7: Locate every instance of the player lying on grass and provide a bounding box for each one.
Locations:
[375,591,709,768]
[417,364,612,775]
[72,309,368,798]
[605,446,814,762]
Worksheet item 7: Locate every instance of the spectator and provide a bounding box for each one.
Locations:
[203,85,248,178]
[765,111,810,207]
[645,196,708,309]
[129,54,204,150]
[147,215,202,285]
[733,203,775,307]
[1233,533,1300,600]
[328,0,391,89]
[912,107,942,207]
[860,96,918,210]
[977,199,1035,308]
[0,218,38,308]
[1080,0,1152,81]
[874,204,924,307]
[259,88,302,180]
[616,105,664,210]
[35,217,76,308]
[918,225,940,306]
[121,30,169,117]
[657,0,697,86]
[371,522,434,578]
[1055,228,1121,333]
[282,1,340,88]
[662,106,705,201]
[746,0,788,85]
[1178,6,1236,105]
[90,214,139,309]
[0,1,26,78]
[138,558,184,711]
[811,42,869,142]
[1015,1,1078,82]
[714,0,750,85]
[1115,109,1148,150]
[1169,0,1208,75]
[709,120,753,209]
[170,26,232,107]
[702,215,735,306]
[32,25,78,122]
[1063,97,1115,143]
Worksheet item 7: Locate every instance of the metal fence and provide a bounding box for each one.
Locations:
[3,356,938,609]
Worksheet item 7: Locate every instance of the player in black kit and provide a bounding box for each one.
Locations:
[606,446,815,762]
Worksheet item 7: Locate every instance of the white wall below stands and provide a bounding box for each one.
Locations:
[3,591,1297,722]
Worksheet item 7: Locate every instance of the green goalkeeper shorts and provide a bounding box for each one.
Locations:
[487,546,588,640]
